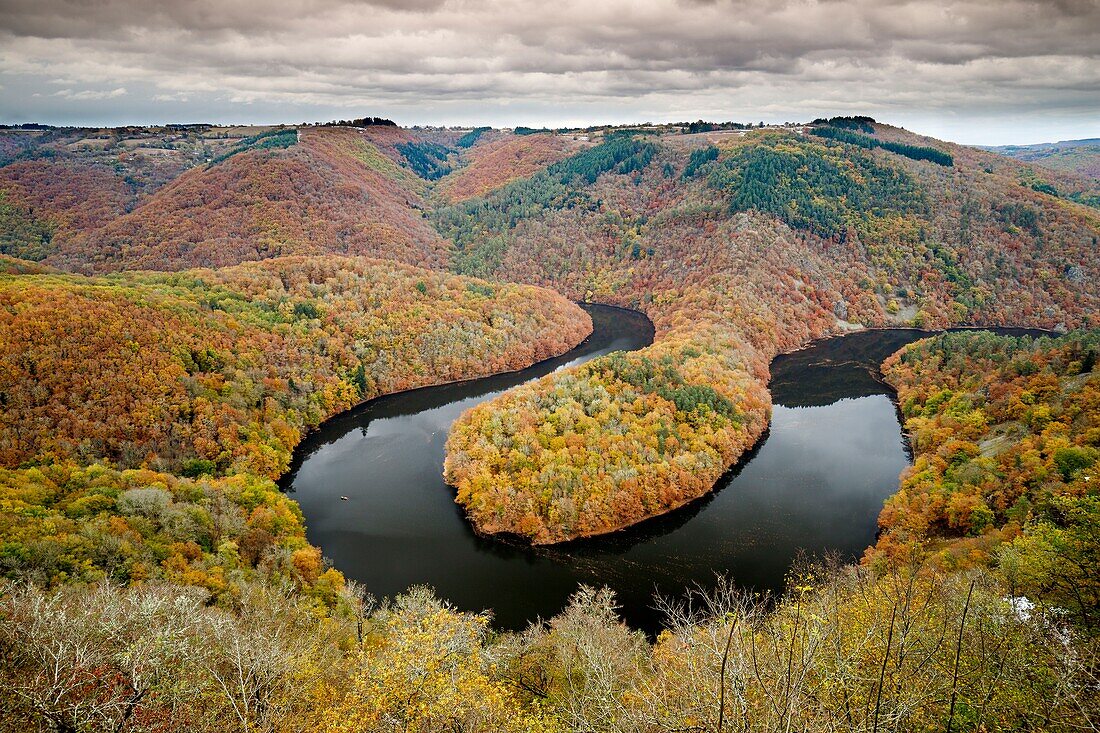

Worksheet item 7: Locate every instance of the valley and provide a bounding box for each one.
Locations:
[1,116,1098,731]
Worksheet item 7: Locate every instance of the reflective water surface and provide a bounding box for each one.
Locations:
[284,310,1043,632]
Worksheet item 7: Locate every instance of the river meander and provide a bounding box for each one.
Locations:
[283,306,1044,632]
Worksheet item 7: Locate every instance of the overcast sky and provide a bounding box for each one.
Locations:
[1,0,1097,145]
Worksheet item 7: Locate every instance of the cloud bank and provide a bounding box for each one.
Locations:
[1,0,1098,143]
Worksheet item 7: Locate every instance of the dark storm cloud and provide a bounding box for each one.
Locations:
[0,0,1097,143]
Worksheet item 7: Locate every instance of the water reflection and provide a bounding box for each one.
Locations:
[285,316,1046,632]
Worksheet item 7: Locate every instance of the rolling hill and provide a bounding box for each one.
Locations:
[42,127,451,272]
[985,138,1100,181]
[1,118,1099,732]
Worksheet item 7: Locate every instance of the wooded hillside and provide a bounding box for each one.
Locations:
[1,256,589,478]
[1,120,1099,732]
[875,330,1099,630]
[2,120,1097,544]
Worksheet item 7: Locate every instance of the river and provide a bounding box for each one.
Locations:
[283,305,1044,632]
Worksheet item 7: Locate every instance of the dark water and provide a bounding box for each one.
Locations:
[284,310,1047,632]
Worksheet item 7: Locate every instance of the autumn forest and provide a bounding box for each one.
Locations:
[1,116,1098,731]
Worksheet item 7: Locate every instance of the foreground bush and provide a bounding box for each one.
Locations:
[2,567,1096,732]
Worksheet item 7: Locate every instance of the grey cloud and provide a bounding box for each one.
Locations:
[0,0,1097,143]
